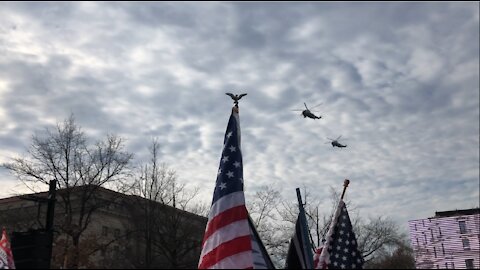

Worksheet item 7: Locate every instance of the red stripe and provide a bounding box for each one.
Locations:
[199,235,252,269]
[202,205,248,244]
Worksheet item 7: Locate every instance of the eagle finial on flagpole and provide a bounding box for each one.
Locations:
[226,92,247,108]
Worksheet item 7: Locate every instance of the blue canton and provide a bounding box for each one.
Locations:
[327,204,364,269]
[211,113,244,205]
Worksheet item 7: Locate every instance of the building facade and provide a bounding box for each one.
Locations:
[408,208,480,269]
[0,186,208,269]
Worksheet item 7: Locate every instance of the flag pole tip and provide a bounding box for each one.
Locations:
[232,105,239,114]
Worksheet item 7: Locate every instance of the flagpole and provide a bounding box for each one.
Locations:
[340,179,350,200]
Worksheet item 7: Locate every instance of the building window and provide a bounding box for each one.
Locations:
[102,226,108,236]
[414,223,417,231]
[465,259,474,269]
[439,226,442,237]
[442,243,445,255]
[459,220,467,234]
[452,262,454,269]
[445,262,448,269]
[434,246,437,258]
[462,238,470,250]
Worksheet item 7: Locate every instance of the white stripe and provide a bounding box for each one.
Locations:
[199,220,251,265]
[208,191,246,220]
[208,250,253,269]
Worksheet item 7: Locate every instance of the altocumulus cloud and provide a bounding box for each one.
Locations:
[0,2,478,232]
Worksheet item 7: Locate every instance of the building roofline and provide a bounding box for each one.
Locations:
[0,185,208,221]
[408,207,480,222]
[434,207,480,218]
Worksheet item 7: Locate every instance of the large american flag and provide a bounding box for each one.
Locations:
[198,108,254,269]
[317,200,364,269]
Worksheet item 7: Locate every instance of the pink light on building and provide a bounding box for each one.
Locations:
[408,208,480,269]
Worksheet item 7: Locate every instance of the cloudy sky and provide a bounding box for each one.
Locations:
[0,2,478,233]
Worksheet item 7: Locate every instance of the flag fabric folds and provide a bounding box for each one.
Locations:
[317,200,364,269]
[198,108,255,269]
[248,216,275,269]
[284,212,314,269]
[0,228,15,269]
[313,247,324,269]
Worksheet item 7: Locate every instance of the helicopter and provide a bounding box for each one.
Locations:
[292,102,323,120]
[325,135,347,148]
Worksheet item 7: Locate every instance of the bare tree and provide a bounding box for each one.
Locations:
[2,114,133,268]
[126,139,207,269]
[364,235,415,269]
[354,215,402,264]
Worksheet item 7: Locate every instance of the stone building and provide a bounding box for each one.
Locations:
[408,208,480,269]
[0,185,207,269]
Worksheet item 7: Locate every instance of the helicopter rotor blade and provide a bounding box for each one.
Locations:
[336,135,342,140]
[309,103,323,109]
[304,103,309,110]
[327,137,335,141]
[291,110,303,111]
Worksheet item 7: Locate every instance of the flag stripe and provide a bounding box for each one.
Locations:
[201,219,251,257]
[203,205,249,243]
[208,191,246,220]
[199,235,252,269]
[209,251,257,269]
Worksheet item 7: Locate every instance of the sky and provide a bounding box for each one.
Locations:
[0,2,478,234]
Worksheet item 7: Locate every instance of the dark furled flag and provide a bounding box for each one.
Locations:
[198,108,254,269]
[248,216,276,269]
[284,199,314,269]
[317,200,364,269]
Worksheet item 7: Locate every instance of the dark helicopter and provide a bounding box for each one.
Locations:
[292,102,323,120]
[325,135,347,148]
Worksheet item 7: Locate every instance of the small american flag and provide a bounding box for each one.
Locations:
[317,200,364,269]
[0,228,15,269]
[198,108,254,269]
